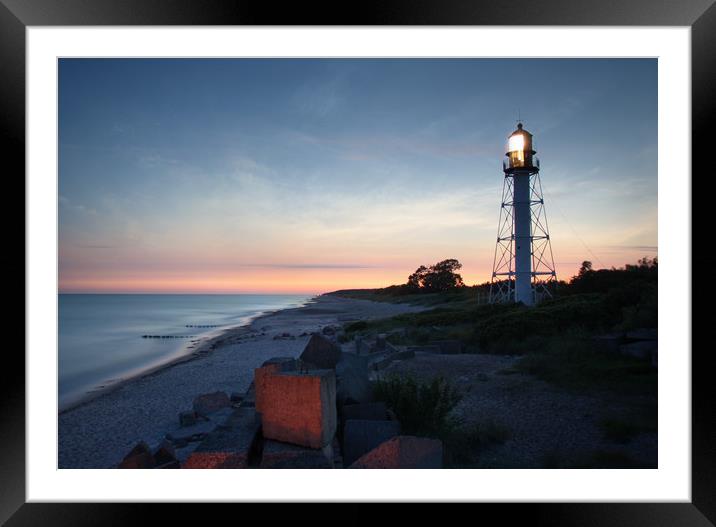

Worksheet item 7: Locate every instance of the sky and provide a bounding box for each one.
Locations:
[58,58,657,294]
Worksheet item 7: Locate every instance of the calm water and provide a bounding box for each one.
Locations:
[58,294,310,410]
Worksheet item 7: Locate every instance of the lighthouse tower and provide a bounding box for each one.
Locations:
[490,122,557,305]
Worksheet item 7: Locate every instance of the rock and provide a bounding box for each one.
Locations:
[322,326,336,336]
[342,419,401,467]
[259,439,333,469]
[349,436,443,469]
[431,340,462,354]
[183,407,261,469]
[626,328,657,341]
[620,340,657,360]
[335,352,372,405]
[179,411,197,427]
[259,369,338,449]
[255,358,298,415]
[118,441,155,469]
[152,440,177,466]
[300,334,343,369]
[193,391,231,417]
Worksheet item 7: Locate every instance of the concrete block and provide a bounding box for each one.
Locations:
[183,407,261,468]
[255,357,297,414]
[260,369,337,449]
[300,334,343,369]
[193,391,230,417]
[336,352,371,405]
[342,419,400,467]
[260,439,333,469]
[349,436,443,469]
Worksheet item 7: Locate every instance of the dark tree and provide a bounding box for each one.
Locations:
[421,259,465,292]
[407,265,429,290]
[578,260,593,276]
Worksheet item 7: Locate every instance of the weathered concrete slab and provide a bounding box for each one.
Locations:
[193,391,231,417]
[342,419,401,467]
[620,340,657,360]
[255,357,298,414]
[260,439,333,469]
[183,407,261,468]
[300,334,343,369]
[336,352,371,405]
[349,436,443,469]
[260,369,337,449]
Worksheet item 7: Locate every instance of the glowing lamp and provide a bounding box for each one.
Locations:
[506,122,536,169]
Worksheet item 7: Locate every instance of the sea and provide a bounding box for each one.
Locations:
[58,294,311,410]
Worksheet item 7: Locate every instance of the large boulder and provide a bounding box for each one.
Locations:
[300,334,343,369]
[183,407,261,469]
[349,436,443,469]
[342,419,401,467]
[193,391,231,417]
[259,369,337,449]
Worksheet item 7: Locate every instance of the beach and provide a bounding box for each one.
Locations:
[58,294,425,469]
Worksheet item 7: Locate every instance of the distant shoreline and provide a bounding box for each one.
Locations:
[58,297,317,414]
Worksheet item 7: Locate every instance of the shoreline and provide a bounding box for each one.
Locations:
[59,297,317,414]
[58,294,427,468]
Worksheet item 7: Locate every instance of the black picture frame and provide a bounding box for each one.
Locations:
[4,0,711,523]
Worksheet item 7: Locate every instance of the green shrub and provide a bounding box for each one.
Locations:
[372,374,462,436]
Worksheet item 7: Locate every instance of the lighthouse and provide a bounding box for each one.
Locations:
[490,122,557,305]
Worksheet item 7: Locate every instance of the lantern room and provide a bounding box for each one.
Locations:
[505,122,538,171]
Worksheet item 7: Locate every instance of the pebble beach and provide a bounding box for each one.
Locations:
[58,295,425,468]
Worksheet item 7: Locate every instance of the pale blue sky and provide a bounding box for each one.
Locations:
[58,58,657,293]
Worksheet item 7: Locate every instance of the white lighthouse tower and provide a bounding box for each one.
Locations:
[490,122,557,305]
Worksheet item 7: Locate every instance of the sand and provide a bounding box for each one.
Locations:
[58,294,424,469]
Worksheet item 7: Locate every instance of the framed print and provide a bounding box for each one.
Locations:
[4,0,713,523]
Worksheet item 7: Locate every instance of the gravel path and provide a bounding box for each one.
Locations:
[58,295,425,468]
